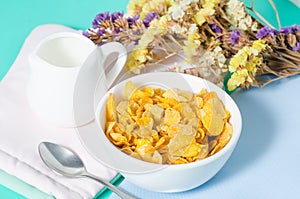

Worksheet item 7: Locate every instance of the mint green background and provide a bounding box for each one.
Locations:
[1,0,300,81]
[0,0,129,81]
[0,0,299,198]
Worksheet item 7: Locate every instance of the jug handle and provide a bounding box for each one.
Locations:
[99,42,127,88]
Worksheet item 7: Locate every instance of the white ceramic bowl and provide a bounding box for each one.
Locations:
[86,72,242,192]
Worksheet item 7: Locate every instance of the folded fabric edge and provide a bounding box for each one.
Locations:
[93,174,124,199]
[0,169,55,199]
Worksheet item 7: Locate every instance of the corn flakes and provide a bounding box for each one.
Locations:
[104,81,233,165]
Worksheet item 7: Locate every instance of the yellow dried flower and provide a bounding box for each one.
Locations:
[138,30,155,48]
[183,32,201,58]
[246,56,262,74]
[135,49,148,63]
[252,39,267,52]
[203,0,219,9]
[227,68,249,91]
[229,39,267,73]
[140,0,174,19]
[127,0,150,16]
[227,39,268,91]
[125,3,173,74]
[194,11,205,26]
[228,51,247,72]
[194,8,215,26]
[150,15,171,35]
[194,0,218,26]
[125,48,148,73]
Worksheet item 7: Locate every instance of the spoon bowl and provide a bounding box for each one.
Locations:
[38,142,137,199]
[38,142,85,177]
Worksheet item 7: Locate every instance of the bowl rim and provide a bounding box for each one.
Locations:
[93,72,242,171]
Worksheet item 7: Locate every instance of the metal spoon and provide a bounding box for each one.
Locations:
[38,142,137,199]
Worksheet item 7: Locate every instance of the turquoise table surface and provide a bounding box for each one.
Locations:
[0,186,26,199]
[1,0,300,199]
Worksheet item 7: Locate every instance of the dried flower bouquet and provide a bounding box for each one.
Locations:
[83,0,300,92]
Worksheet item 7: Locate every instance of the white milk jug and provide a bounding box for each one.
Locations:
[27,32,127,127]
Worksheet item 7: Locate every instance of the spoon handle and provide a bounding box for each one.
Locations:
[82,172,138,199]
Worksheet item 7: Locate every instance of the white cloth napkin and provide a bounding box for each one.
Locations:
[0,24,118,199]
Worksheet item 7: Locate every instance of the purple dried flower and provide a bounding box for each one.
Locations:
[230,29,241,45]
[256,26,272,39]
[279,26,293,34]
[270,29,279,36]
[111,11,124,22]
[291,24,300,32]
[114,27,120,34]
[127,14,140,26]
[93,12,110,28]
[92,20,99,29]
[209,23,222,33]
[143,12,159,27]
[256,26,279,39]
[82,30,90,38]
[97,29,106,36]
[292,42,300,51]
[96,12,110,21]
